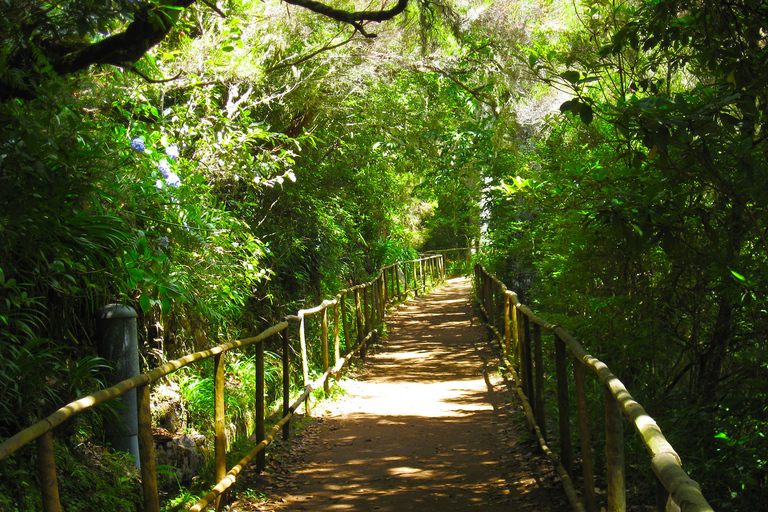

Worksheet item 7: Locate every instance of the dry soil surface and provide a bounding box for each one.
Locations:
[228,277,571,512]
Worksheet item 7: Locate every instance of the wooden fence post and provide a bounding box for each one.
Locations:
[137,382,160,512]
[355,288,364,356]
[606,387,626,512]
[341,294,350,355]
[214,352,227,512]
[299,317,310,415]
[37,431,61,512]
[363,285,370,355]
[555,333,573,476]
[322,307,329,393]
[383,269,388,306]
[396,263,402,300]
[413,261,418,296]
[334,301,341,365]
[503,294,511,357]
[523,315,534,409]
[255,341,265,472]
[282,328,291,440]
[533,322,546,439]
[574,358,597,512]
[512,303,520,367]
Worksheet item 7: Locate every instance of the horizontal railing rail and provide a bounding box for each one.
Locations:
[0,254,445,512]
[474,263,714,512]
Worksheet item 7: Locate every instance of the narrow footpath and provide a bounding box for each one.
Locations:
[230,277,571,511]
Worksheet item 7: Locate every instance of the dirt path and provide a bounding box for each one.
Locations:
[230,277,570,511]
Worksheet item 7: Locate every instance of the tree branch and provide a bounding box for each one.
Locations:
[266,29,357,73]
[282,0,410,38]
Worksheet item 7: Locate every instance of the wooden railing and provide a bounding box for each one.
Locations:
[474,263,713,512]
[0,254,444,512]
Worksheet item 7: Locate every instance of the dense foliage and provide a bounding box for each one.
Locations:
[1,0,766,509]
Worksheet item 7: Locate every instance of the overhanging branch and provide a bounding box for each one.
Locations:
[282,0,410,37]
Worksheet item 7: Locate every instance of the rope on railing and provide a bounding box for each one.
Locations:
[473,263,714,512]
[0,253,446,512]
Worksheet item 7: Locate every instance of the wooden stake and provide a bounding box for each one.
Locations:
[282,329,290,440]
[574,358,597,512]
[255,341,265,472]
[605,387,626,512]
[333,302,341,366]
[214,352,227,512]
[555,333,573,476]
[322,307,330,394]
[533,322,546,439]
[137,383,160,512]
[37,431,61,512]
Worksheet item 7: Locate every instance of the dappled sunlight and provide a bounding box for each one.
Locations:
[255,277,568,512]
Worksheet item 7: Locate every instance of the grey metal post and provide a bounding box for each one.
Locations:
[97,304,140,467]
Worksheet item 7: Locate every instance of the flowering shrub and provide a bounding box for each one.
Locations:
[158,159,171,179]
[131,136,184,188]
[165,145,179,160]
[166,171,181,188]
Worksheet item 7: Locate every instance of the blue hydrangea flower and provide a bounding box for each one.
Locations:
[165,145,179,160]
[131,138,145,153]
[158,159,171,179]
[155,179,164,189]
[166,172,182,188]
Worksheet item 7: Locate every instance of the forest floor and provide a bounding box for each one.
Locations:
[225,277,572,512]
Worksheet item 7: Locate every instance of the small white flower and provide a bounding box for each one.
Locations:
[165,171,182,188]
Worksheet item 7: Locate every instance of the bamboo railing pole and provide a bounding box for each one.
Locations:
[403,262,409,296]
[512,302,520,367]
[396,263,402,299]
[656,474,670,512]
[413,261,418,296]
[298,317,311,415]
[391,266,396,301]
[341,293,350,355]
[137,383,160,512]
[362,285,370,358]
[486,275,494,328]
[37,431,61,512]
[606,386,627,512]
[282,328,291,440]
[333,301,341,365]
[214,352,227,512]
[421,258,426,289]
[533,322,546,439]
[555,333,573,477]
[355,288,363,350]
[574,358,597,512]
[255,341,265,472]
[523,315,535,411]
[503,295,511,357]
[322,307,330,394]
[384,268,389,306]
[375,277,382,324]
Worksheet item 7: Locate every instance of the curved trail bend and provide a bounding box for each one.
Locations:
[233,277,570,511]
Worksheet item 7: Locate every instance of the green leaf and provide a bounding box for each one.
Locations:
[560,99,579,113]
[579,104,594,125]
[730,269,747,282]
[560,70,581,84]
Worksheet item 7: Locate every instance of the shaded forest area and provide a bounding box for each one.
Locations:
[1,0,766,510]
